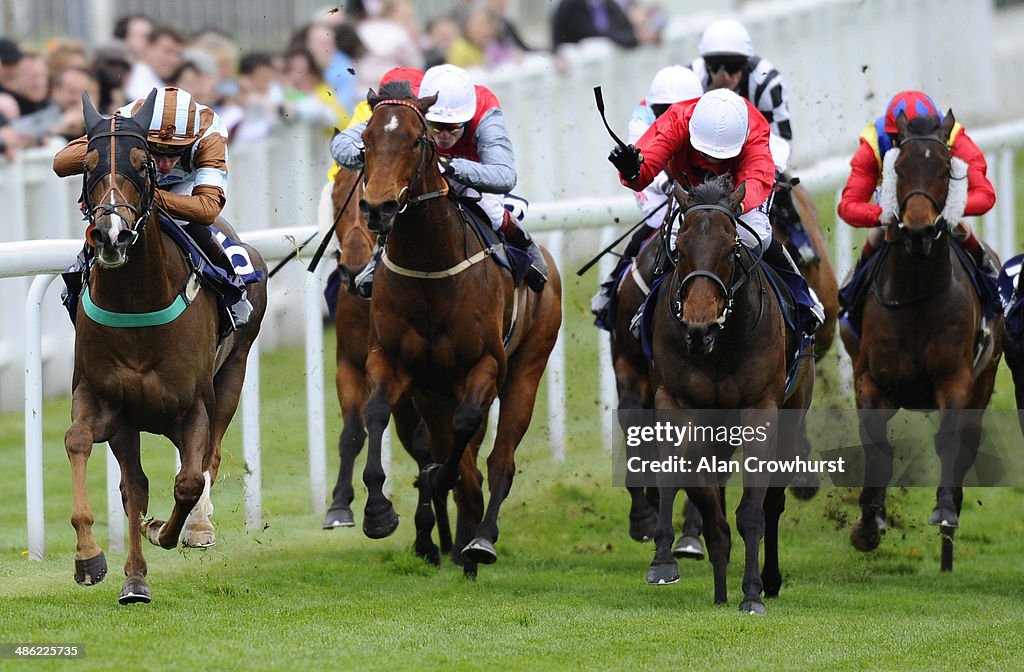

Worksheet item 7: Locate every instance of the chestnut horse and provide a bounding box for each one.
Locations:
[322,167,452,557]
[356,82,561,577]
[839,111,1003,571]
[644,176,814,614]
[64,92,267,604]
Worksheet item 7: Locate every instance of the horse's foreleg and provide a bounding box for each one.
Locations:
[852,375,896,552]
[151,402,210,550]
[362,360,410,539]
[761,487,786,598]
[933,380,979,571]
[735,485,768,614]
[110,429,152,604]
[393,401,441,565]
[617,360,658,542]
[65,389,107,586]
[325,359,367,529]
[687,485,731,603]
[674,498,705,560]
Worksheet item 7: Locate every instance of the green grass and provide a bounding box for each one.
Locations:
[2,236,1024,671]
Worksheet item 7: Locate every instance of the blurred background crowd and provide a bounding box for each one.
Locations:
[0,0,668,160]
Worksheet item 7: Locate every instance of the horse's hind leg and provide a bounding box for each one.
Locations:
[393,401,441,565]
[851,380,896,552]
[617,361,658,542]
[686,485,731,603]
[325,359,367,529]
[109,429,152,604]
[673,498,706,560]
[65,388,107,587]
[933,402,981,571]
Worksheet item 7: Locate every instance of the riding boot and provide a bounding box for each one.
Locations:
[591,225,653,320]
[957,230,999,281]
[501,217,547,292]
[352,239,383,299]
[771,185,817,268]
[762,237,824,334]
[183,222,251,330]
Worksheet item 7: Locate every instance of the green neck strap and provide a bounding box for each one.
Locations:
[81,284,189,327]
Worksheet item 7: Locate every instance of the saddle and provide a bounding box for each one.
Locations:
[770,178,818,268]
[998,253,1024,341]
[452,195,531,288]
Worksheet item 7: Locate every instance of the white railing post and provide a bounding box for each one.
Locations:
[106,444,123,553]
[24,274,57,561]
[834,189,854,400]
[597,225,618,452]
[999,149,1016,261]
[242,337,262,529]
[305,269,326,515]
[545,230,567,461]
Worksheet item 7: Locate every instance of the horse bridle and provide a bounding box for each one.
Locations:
[671,202,766,334]
[81,117,157,247]
[893,134,952,238]
[366,99,448,213]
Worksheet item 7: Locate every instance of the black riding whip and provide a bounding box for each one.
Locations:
[593,86,628,150]
[575,199,668,276]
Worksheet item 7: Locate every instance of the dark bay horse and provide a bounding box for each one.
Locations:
[322,167,451,557]
[644,176,814,614]
[356,82,562,577]
[65,92,267,604]
[839,111,1003,571]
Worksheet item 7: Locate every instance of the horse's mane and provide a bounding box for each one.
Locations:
[368,80,415,108]
[690,174,735,206]
[905,115,942,138]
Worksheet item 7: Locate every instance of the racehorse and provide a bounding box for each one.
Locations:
[839,111,1002,572]
[355,81,561,577]
[644,176,814,614]
[65,91,267,604]
[322,167,452,557]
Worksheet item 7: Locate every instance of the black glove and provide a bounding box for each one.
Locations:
[438,154,452,175]
[609,144,643,181]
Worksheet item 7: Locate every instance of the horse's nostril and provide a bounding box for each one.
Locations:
[380,200,399,218]
[116,229,134,246]
[89,229,107,248]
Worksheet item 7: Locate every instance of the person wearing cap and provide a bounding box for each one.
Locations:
[0,37,25,103]
[53,86,235,277]
[838,90,996,299]
[331,63,547,296]
[691,19,791,158]
[591,65,702,324]
[608,88,823,334]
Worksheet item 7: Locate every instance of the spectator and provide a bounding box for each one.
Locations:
[13,52,51,115]
[189,30,242,106]
[171,49,220,106]
[551,0,638,50]
[227,52,285,143]
[113,14,154,60]
[423,15,459,69]
[354,0,424,95]
[0,37,24,101]
[45,39,89,76]
[126,25,184,100]
[620,1,667,45]
[485,0,533,53]
[92,41,133,114]
[0,91,26,160]
[448,3,503,70]
[328,24,364,113]
[48,66,99,141]
[282,47,349,131]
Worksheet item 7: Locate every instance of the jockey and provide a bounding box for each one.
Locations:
[690,19,792,159]
[607,88,823,335]
[331,63,547,296]
[838,90,997,277]
[591,65,702,321]
[53,86,234,274]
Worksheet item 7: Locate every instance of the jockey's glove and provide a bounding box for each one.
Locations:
[609,144,643,181]
[438,155,452,175]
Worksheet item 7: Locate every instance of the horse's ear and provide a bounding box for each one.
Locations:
[132,88,158,132]
[671,184,692,209]
[895,110,910,141]
[416,93,439,116]
[82,91,103,133]
[728,181,746,215]
[940,109,956,142]
[366,88,379,108]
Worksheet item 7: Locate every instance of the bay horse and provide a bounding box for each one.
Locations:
[322,166,452,558]
[612,180,827,555]
[644,176,814,614]
[64,91,267,604]
[839,111,1002,572]
[357,81,562,577]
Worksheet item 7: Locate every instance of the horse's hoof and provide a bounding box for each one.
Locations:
[181,526,216,548]
[415,542,441,567]
[463,561,478,580]
[739,599,766,615]
[362,506,399,539]
[646,561,679,586]
[323,507,355,529]
[851,516,881,552]
[929,507,959,528]
[788,485,819,501]
[628,510,657,542]
[74,552,107,586]
[672,535,705,560]
[462,538,498,565]
[762,574,783,599]
[118,578,152,605]
[142,518,164,546]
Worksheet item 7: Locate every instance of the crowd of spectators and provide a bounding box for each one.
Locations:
[0,0,665,161]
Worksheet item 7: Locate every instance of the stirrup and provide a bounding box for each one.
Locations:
[352,257,378,299]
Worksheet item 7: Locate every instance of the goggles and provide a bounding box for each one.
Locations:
[427,120,467,134]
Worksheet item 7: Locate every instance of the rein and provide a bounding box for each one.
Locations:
[82,119,156,248]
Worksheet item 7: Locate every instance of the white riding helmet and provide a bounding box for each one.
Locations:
[688,89,749,159]
[647,65,703,105]
[698,19,754,58]
[420,64,477,124]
